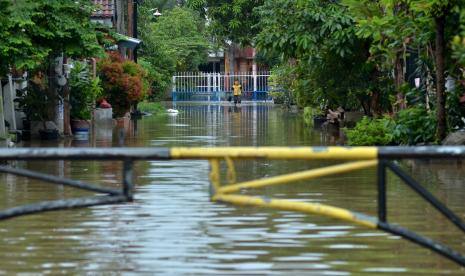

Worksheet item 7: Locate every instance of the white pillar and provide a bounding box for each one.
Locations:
[213,73,217,92]
[252,62,258,93]
[0,84,7,139]
[4,75,17,130]
[172,75,176,101]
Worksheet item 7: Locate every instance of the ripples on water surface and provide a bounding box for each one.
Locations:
[0,103,464,274]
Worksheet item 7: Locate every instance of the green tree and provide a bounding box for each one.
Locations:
[0,0,47,74]
[412,0,465,140]
[139,6,209,98]
[191,0,264,46]
[344,0,432,111]
[256,0,385,113]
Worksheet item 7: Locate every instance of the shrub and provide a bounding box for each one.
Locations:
[69,62,102,120]
[347,106,437,146]
[346,116,395,146]
[98,52,150,117]
[303,106,324,126]
[137,101,165,114]
[138,57,171,101]
[392,106,437,145]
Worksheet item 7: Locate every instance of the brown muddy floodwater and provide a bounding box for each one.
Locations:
[0,103,464,275]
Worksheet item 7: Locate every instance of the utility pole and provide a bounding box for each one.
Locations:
[133,0,138,63]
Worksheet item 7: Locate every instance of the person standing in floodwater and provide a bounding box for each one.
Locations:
[232,80,242,105]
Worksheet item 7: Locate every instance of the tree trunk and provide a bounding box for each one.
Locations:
[63,81,71,136]
[435,15,447,141]
[394,51,405,110]
[370,89,382,116]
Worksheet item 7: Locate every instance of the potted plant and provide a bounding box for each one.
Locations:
[98,52,149,118]
[69,62,102,134]
[17,73,59,140]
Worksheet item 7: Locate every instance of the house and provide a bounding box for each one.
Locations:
[92,0,141,60]
[200,46,268,74]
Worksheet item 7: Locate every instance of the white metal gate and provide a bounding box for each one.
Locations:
[171,72,271,101]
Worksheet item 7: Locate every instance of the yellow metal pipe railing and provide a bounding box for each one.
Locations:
[218,160,378,194]
[213,194,378,229]
[171,147,378,160]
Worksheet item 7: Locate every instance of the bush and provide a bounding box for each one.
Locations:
[138,58,170,101]
[269,91,286,104]
[346,116,395,146]
[69,62,102,120]
[137,101,165,114]
[303,106,324,126]
[98,52,150,117]
[346,106,437,146]
[392,106,437,145]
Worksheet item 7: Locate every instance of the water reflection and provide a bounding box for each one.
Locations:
[1,103,464,274]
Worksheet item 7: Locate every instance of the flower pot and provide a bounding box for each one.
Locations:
[71,119,91,133]
[22,120,31,141]
[313,116,327,129]
[39,129,59,140]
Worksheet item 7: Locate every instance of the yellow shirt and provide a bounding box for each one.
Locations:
[233,84,242,96]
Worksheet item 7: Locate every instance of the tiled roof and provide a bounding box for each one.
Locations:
[92,0,114,18]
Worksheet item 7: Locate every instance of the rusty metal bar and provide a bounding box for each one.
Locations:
[386,161,465,233]
[379,146,465,159]
[0,165,122,196]
[0,148,171,160]
[0,195,127,221]
[0,146,463,161]
[123,160,134,201]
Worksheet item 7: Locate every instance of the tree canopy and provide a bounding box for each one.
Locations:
[139,5,209,97]
[0,0,101,75]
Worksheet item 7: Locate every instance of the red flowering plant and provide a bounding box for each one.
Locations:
[97,52,150,117]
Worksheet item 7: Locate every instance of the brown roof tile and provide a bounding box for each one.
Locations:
[92,0,114,18]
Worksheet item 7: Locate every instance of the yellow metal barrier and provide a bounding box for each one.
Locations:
[170,146,465,266]
[0,146,463,265]
[186,147,380,229]
[171,147,378,160]
[213,194,378,229]
[218,160,377,194]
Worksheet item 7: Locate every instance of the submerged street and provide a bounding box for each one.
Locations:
[0,103,464,274]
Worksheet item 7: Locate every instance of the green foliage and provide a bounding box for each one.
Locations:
[347,106,437,145]
[137,101,166,115]
[140,6,208,72]
[17,72,56,128]
[451,8,465,65]
[69,62,102,120]
[303,106,323,126]
[392,106,437,145]
[138,58,170,101]
[346,116,395,146]
[0,0,102,74]
[268,91,286,105]
[98,52,150,118]
[0,1,47,74]
[139,6,208,99]
[257,0,357,59]
[345,0,432,71]
[257,1,382,112]
[200,0,263,45]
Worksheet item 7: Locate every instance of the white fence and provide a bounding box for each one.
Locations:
[172,71,271,101]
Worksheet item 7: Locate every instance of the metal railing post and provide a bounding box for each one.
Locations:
[209,159,221,200]
[123,160,134,201]
[377,160,387,222]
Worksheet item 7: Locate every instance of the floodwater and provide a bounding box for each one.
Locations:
[0,102,464,275]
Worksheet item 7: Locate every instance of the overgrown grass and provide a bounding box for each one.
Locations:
[137,101,165,115]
